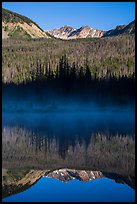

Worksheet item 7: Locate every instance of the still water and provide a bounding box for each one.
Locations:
[2,108,135,202]
[3,177,134,202]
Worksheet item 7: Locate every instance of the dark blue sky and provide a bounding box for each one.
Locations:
[2,2,135,31]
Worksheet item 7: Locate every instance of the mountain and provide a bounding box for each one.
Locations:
[47,169,135,189]
[47,21,135,39]
[47,25,104,39]
[2,169,48,199]
[103,20,135,37]
[47,25,75,39]
[68,25,104,38]
[2,8,134,40]
[2,8,49,39]
[122,20,135,34]
[47,169,104,182]
[2,168,135,199]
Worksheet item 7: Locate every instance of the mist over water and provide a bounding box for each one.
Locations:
[2,109,135,135]
[2,84,135,136]
[2,86,135,167]
[2,82,135,113]
[2,86,135,202]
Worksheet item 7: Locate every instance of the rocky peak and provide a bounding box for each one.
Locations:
[68,26,104,39]
[79,25,91,31]
[59,25,75,33]
[47,24,105,39]
[122,20,135,34]
[115,25,126,30]
[46,168,104,182]
[46,168,135,189]
[47,25,75,39]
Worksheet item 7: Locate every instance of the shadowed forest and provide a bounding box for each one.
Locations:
[2,35,135,107]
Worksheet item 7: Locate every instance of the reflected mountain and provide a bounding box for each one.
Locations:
[2,110,135,199]
[2,168,135,199]
[2,169,48,199]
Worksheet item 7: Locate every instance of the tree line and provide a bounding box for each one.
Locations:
[2,34,135,84]
[2,53,135,104]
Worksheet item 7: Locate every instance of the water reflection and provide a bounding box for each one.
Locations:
[2,110,135,200]
[2,177,135,202]
[2,126,135,173]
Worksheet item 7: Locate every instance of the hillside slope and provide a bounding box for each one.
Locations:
[2,8,49,39]
[103,20,135,37]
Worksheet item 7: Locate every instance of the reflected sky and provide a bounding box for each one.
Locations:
[2,177,135,202]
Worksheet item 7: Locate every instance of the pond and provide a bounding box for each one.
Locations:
[2,107,135,202]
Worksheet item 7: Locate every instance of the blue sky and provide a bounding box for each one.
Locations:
[2,2,135,31]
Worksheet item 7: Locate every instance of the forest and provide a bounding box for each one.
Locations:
[2,34,135,83]
[2,34,135,105]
